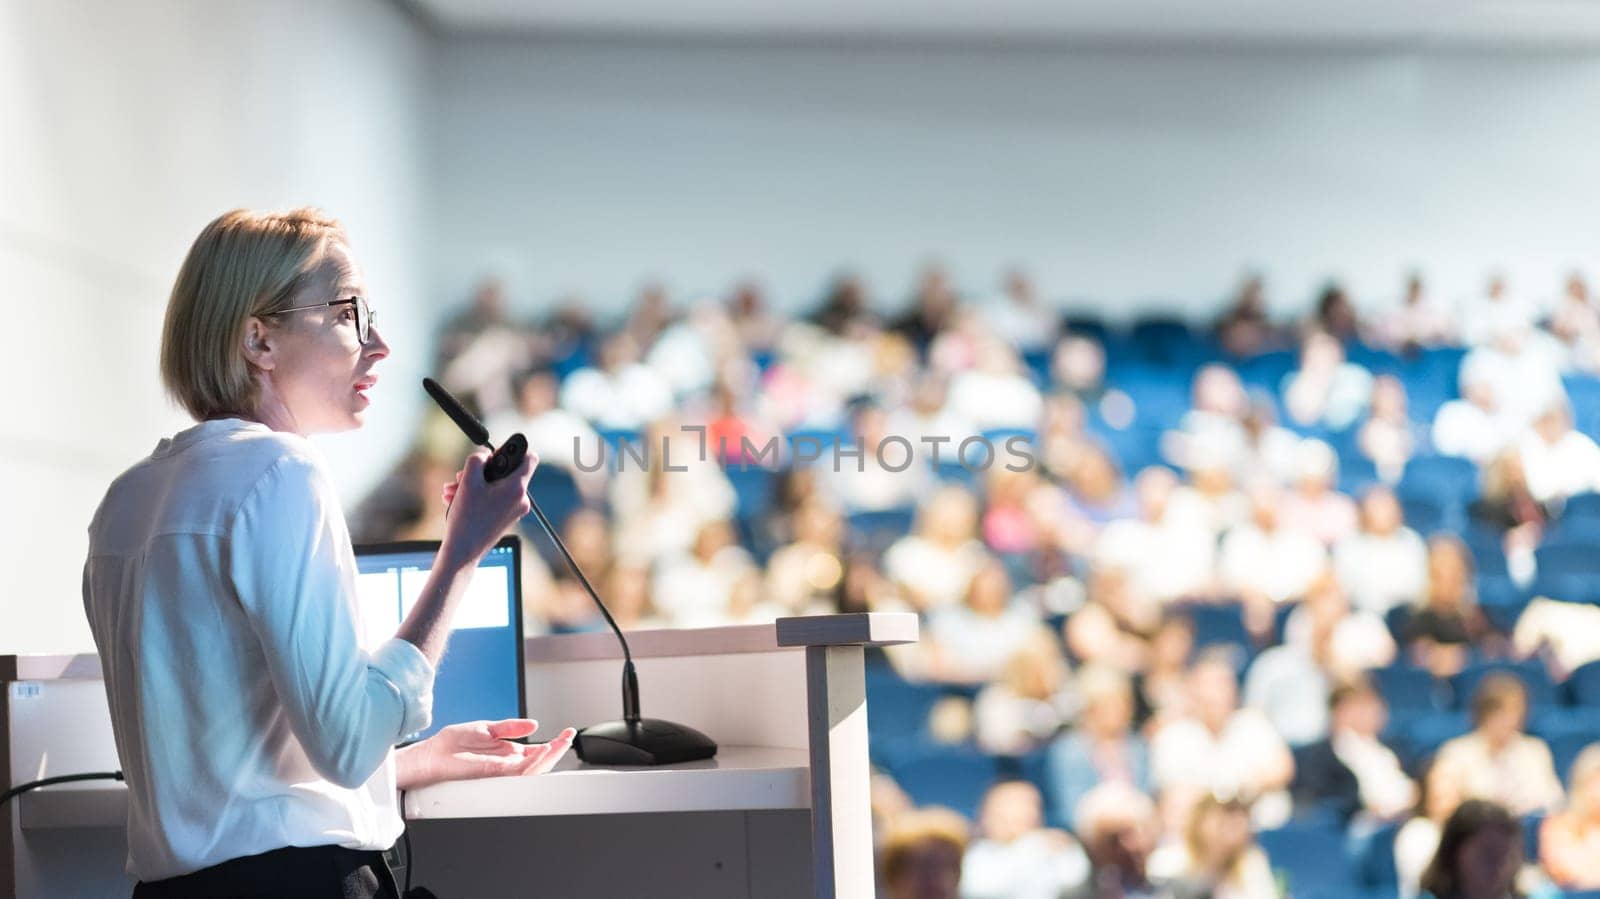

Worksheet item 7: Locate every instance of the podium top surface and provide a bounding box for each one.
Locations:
[2,614,919,680]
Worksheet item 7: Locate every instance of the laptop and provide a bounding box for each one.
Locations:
[353,535,526,741]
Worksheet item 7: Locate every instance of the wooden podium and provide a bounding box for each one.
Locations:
[2,612,916,898]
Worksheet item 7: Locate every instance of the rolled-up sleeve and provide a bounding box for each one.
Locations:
[229,452,436,789]
[369,637,434,740]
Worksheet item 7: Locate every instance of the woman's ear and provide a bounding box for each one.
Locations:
[241,316,276,372]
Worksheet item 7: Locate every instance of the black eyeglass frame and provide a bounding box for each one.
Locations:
[262,296,375,345]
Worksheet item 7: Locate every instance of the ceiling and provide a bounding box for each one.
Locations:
[408,0,1600,48]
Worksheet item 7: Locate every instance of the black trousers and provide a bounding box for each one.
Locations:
[131,844,402,899]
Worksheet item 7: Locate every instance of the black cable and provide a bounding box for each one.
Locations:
[400,788,414,896]
[0,771,124,808]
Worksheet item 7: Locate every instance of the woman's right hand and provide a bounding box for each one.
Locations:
[438,448,536,570]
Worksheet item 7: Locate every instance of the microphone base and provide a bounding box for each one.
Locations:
[573,718,718,766]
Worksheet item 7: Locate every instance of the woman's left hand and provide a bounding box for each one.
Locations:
[396,719,576,791]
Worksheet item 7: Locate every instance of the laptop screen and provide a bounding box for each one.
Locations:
[353,536,525,741]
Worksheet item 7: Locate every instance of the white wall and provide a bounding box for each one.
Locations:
[0,0,429,653]
[427,39,1600,322]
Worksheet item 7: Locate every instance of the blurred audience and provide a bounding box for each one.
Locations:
[384,263,1600,893]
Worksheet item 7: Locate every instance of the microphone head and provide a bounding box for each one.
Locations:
[422,377,490,446]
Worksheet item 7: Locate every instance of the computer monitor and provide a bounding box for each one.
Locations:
[353,535,525,741]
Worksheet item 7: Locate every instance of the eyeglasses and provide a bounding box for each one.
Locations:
[264,296,375,345]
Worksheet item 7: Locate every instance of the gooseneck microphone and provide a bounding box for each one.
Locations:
[422,377,717,766]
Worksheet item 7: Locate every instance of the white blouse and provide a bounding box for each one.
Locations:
[82,419,435,881]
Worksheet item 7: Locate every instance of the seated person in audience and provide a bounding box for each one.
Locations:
[1247,573,1395,745]
[1061,444,1139,544]
[1458,317,1564,428]
[1047,666,1154,831]
[1094,467,1220,605]
[1396,758,1466,899]
[725,279,782,354]
[1237,395,1301,486]
[485,366,606,499]
[880,807,969,899]
[604,564,664,631]
[1217,483,1326,636]
[947,335,1045,432]
[1404,536,1503,678]
[1215,274,1283,358]
[960,781,1090,899]
[1548,271,1600,373]
[1061,784,1178,899]
[1282,330,1373,431]
[1359,375,1421,484]
[704,376,780,467]
[1517,398,1600,505]
[1334,484,1430,616]
[887,372,979,463]
[1290,679,1416,823]
[1432,366,1514,465]
[980,267,1058,355]
[973,634,1075,755]
[927,558,1052,684]
[1065,567,1160,676]
[1540,743,1600,890]
[650,518,761,628]
[1167,364,1251,474]
[818,399,934,513]
[1152,650,1296,829]
[1314,281,1362,342]
[1282,572,1397,676]
[536,508,613,632]
[1469,452,1548,577]
[1278,438,1359,547]
[1051,334,1110,406]
[1417,800,1523,899]
[1433,674,1564,816]
[883,485,989,612]
[1148,794,1277,899]
[764,499,846,614]
[1170,439,1253,542]
[1037,392,1099,484]
[1134,611,1197,731]
[1372,273,1455,352]
[559,331,674,430]
[609,418,738,565]
[982,466,1052,557]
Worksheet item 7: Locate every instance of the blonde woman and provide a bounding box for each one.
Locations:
[84,209,570,897]
[1540,743,1600,889]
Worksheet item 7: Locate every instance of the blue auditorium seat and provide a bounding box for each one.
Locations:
[1561,492,1600,522]
[1391,710,1472,764]
[723,463,777,523]
[1339,455,1383,497]
[1398,455,1479,506]
[1452,660,1560,709]
[1535,540,1600,577]
[865,667,944,746]
[1355,820,1401,890]
[524,465,585,534]
[1372,665,1446,712]
[1570,660,1600,707]
[1187,603,1253,658]
[876,740,1001,821]
[1258,814,1359,897]
[1399,495,1450,536]
[1476,574,1530,632]
[848,506,916,556]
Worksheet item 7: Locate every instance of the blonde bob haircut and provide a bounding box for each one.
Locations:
[160,208,347,420]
